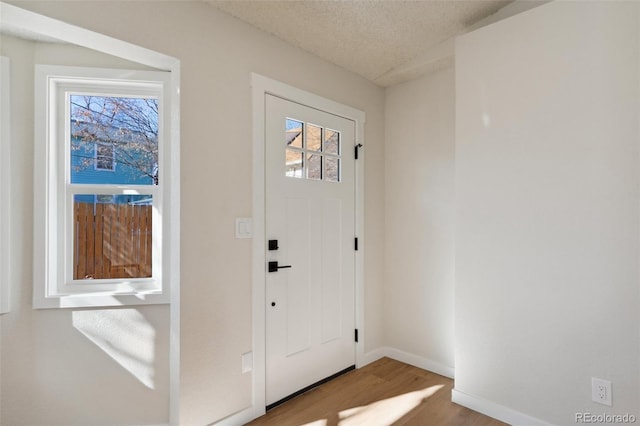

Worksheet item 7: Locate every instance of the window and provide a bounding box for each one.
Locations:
[34,65,175,308]
[285,118,341,182]
[95,142,115,171]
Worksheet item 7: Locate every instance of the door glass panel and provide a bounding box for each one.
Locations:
[73,194,153,280]
[306,123,322,152]
[285,118,342,183]
[324,129,340,155]
[286,150,303,178]
[306,154,322,180]
[70,95,159,185]
[325,157,340,182]
[286,119,303,149]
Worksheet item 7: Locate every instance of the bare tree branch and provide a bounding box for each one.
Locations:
[71,95,159,185]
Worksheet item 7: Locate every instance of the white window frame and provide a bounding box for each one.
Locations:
[0,56,10,314]
[34,65,172,308]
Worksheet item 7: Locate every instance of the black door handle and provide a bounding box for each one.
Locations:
[268,261,292,273]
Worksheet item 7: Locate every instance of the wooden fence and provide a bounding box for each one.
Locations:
[74,202,152,280]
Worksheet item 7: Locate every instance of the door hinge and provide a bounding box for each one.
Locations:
[354,143,363,160]
[354,237,359,251]
[354,329,359,343]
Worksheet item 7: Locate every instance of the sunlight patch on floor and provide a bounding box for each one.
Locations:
[338,384,445,425]
[300,420,328,426]
[72,308,156,388]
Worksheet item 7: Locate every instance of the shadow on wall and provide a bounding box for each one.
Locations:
[72,308,157,389]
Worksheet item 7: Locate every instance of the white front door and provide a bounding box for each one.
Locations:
[265,94,356,407]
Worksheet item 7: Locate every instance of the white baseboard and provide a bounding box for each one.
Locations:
[385,347,455,379]
[361,346,388,366]
[362,346,454,379]
[452,389,550,426]
[212,406,256,426]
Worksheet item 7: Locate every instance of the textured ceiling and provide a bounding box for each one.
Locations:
[206,0,513,87]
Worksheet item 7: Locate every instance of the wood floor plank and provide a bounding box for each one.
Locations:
[246,357,506,426]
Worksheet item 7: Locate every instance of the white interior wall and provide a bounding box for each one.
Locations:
[455,2,640,423]
[1,2,385,425]
[0,34,171,426]
[383,68,455,374]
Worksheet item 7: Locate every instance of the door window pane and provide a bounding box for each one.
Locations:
[325,157,340,182]
[286,119,303,149]
[324,129,340,155]
[306,123,322,152]
[286,150,303,178]
[306,154,322,180]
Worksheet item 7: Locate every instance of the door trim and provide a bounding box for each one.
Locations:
[250,73,366,419]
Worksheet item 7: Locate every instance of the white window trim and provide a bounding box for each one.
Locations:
[34,64,173,309]
[0,56,10,314]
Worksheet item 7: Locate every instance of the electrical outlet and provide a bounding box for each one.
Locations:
[591,377,612,406]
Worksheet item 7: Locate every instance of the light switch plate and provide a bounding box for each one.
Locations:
[241,352,253,373]
[235,217,253,239]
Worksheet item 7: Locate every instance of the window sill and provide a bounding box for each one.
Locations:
[33,291,169,309]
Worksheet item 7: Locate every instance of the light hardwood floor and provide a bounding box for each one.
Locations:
[246,357,507,426]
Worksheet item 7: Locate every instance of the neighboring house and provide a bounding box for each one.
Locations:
[71,120,156,205]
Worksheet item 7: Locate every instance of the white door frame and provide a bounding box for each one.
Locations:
[250,73,365,418]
